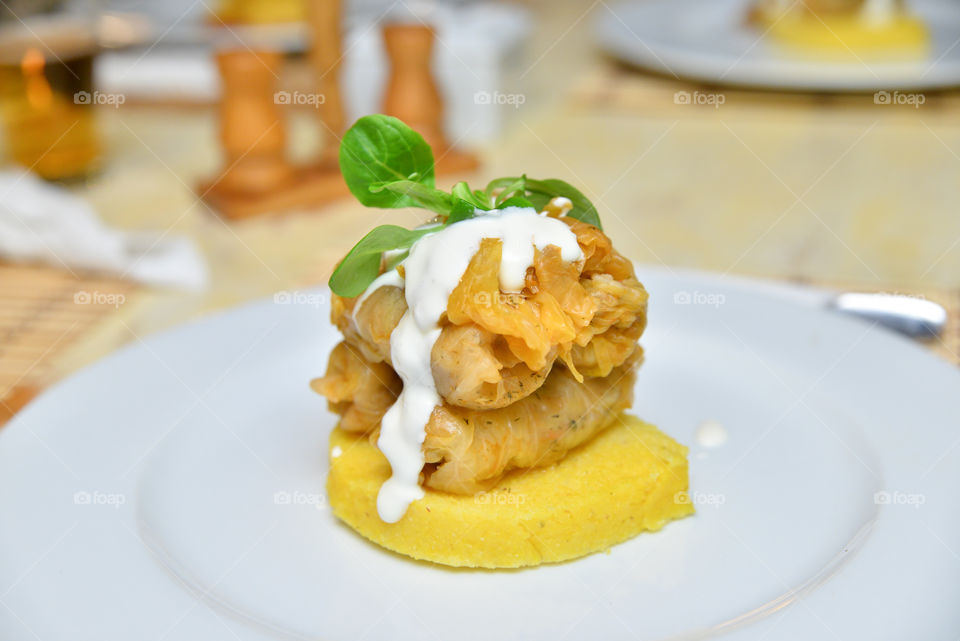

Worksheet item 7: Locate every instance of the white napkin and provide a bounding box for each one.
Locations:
[0,170,208,291]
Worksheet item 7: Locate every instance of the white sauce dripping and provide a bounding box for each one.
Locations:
[358,207,583,522]
[354,268,403,314]
[552,196,573,215]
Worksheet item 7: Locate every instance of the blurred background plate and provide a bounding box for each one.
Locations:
[595,0,960,91]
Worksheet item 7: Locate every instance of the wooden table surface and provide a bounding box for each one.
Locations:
[3,0,960,413]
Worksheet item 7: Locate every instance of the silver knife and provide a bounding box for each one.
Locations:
[829,292,947,339]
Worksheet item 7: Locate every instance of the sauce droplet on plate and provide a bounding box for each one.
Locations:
[695,420,728,448]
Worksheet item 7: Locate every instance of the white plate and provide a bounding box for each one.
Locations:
[595,0,960,91]
[1,269,958,640]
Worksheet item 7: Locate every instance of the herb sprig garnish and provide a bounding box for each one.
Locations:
[330,114,602,297]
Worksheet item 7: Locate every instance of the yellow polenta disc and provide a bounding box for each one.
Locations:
[326,414,694,568]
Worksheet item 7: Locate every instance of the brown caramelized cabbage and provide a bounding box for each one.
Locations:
[315,215,648,493]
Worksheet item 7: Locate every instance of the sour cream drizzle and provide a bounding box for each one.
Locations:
[354,269,403,313]
[357,207,584,522]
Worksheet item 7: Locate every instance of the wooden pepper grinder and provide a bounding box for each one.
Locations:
[308,0,346,166]
[382,24,446,150]
[214,49,292,194]
[382,24,477,172]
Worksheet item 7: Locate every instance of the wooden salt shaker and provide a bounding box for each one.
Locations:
[215,49,291,193]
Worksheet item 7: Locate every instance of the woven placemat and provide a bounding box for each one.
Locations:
[0,263,134,423]
[0,265,955,426]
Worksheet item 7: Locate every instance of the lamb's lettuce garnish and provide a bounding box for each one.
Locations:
[338,115,438,209]
[331,114,602,297]
[327,225,437,298]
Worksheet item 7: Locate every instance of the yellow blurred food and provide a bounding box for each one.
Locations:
[751,0,929,57]
[212,0,305,24]
[766,15,928,56]
[326,414,694,569]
